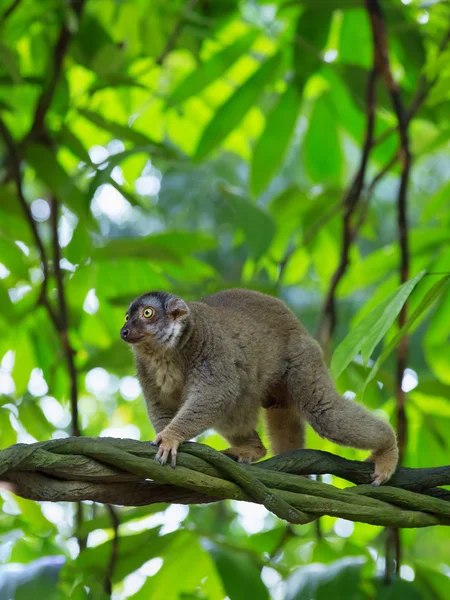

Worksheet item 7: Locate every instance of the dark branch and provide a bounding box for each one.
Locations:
[0,0,21,25]
[316,68,378,346]
[28,0,86,141]
[104,505,120,596]
[0,117,60,326]
[366,0,414,577]
[50,198,81,437]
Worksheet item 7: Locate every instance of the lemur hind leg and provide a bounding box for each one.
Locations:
[286,337,398,485]
[221,429,267,464]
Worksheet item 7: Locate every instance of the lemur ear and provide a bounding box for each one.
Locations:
[167,297,190,320]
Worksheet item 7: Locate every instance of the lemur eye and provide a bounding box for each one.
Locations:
[125,314,129,321]
[143,307,155,319]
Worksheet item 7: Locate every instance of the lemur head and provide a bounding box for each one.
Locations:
[120,291,190,350]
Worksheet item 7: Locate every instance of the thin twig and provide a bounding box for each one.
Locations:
[104,505,120,596]
[0,0,21,25]
[316,68,378,346]
[373,28,450,148]
[50,198,81,437]
[0,117,59,327]
[28,0,86,140]
[155,0,199,66]
[366,0,413,578]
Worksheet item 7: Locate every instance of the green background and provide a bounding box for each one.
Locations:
[0,0,449,598]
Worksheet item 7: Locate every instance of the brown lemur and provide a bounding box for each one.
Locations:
[120,289,398,485]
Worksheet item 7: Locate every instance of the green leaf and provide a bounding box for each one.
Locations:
[78,109,177,158]
[0,557,64,600]
[59,125,91,163]
[250,86,302,197]
[72,527,169,584]
[364,275,450,389]
[194,52,283,161]
[0,42,21,84]
[285,557,367,600]
[0,238,30,279]
[304,93,342,184]
[24,144,90,220]
[293,8,332,90]
[421,180,450,223]
[93,231,216,263]
[338,9,372,69]
[169,30,259,106]
[75,505,167,538]
[225,192,276,258]
[331,271,426,379]
[207,542,269,600]
[132,533,225,600]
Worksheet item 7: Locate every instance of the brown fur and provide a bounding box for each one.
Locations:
[120,289,398,483]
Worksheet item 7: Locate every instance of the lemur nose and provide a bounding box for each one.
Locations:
[121,328,129,339]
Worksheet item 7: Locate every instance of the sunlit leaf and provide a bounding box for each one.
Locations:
[365,275,450,389]
[169,30,259,106]
[250,86,302,197]
[304,93,342,184]
[207,542,269,600]
[331,271,426,379]
[195,52,283,161]
[24,144,90,220]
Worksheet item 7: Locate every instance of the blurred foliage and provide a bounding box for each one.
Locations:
[0,0,450,598]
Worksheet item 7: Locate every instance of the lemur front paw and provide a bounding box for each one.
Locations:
[153,429,182,468]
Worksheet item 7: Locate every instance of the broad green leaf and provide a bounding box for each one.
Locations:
[93,231,216,263]
[338,9,372,69]
[75,505,167,537]
[208,541,269,600]
[285,557,367,600]
[0,238,30,279]
[296,0,364,5]
[0,556,64,600]
[304,93,342,184]
[331,271,425,379]
[359,271,427,363]
[421,180,450,223]
[24,144,90,220]
[364,275,450,388]
[71,527,168,584]
[293,9,332,90]
[78,108,171,151]
[226,194,276,258]
[169,30,259,105]
[415,565,450,600]
[195,52,283,161]
[0,43,21,84]
[339,228,450,294]
[250,85,302,197]
[59,125,91,163]
[132,533,225,600]
[12,329,36,396]
[373,578,425,600]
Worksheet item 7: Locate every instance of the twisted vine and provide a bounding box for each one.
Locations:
[1,437,449,528]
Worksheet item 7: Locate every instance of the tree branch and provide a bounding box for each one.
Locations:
[0,117,60,327]
[0,0,21,25]
[1,438,450,528]
[104,505,120,596]
[28,0,86,141]
[316,68,378,346]
[50,198,81,437]
[366,0,414,578]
